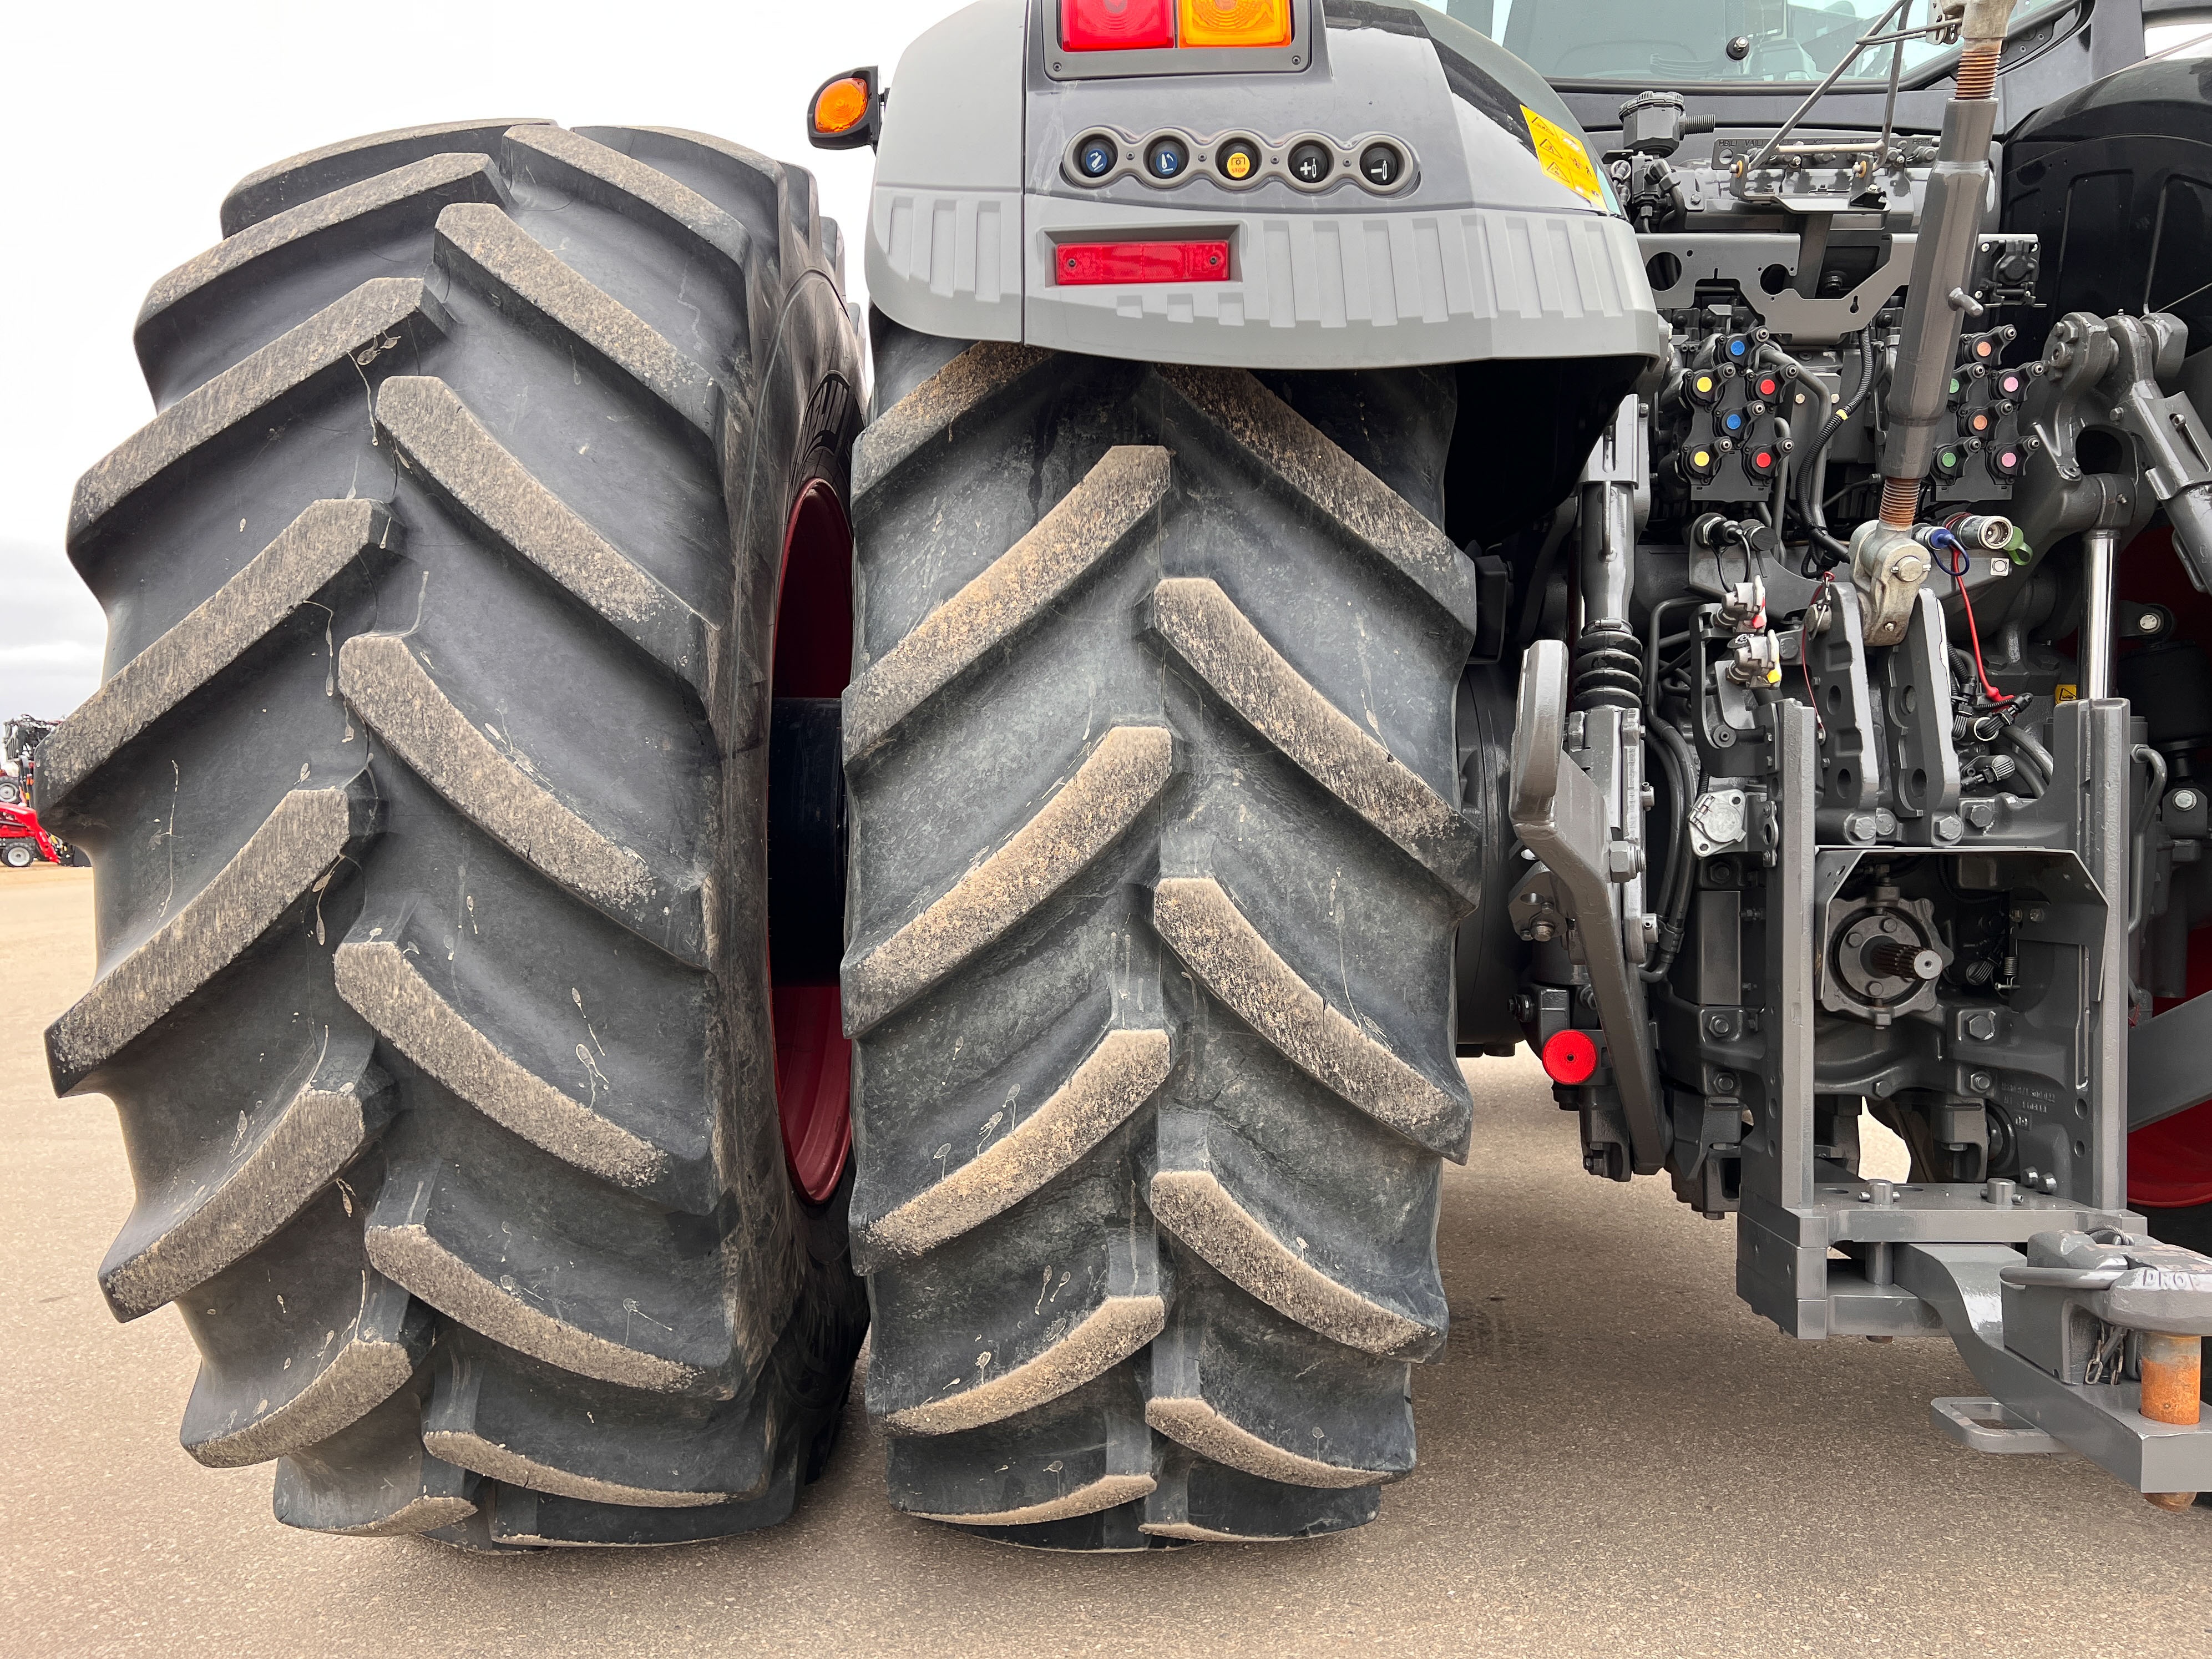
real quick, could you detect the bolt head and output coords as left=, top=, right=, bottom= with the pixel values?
left=1969, top=1070, right=1995, bottom=1094
left=2174, top=790, right=2199, bottom=812
left=1710, top=1070, right=1739, bottom=1095
left=1964, top=1011, right=1996, bottom=1040
left=2139, top=613, right=2162, bottom=633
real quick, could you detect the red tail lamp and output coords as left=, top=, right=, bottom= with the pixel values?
left=1062, top=0, right=1175, bottom=49
left=1060, top=0, right=1292, bottom=50
left=1541, top=1029, right=1600, bottom=1085
left=1056, top=240, right=1231, bottom=285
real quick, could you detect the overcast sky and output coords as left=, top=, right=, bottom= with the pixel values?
left=0, top=0, right=934, bottom=725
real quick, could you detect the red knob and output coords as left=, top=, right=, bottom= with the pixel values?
left=1541, top=1029, right=1599, bottom=1085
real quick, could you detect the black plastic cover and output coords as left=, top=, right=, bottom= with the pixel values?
left=2002, top=57, right=2212, bottom=356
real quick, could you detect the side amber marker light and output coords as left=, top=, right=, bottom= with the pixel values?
left=807, top=68, right=880, bottom=151
left=1178, top=0, right=1291, bottom=48
left=814, top=78, right=869, bottom=135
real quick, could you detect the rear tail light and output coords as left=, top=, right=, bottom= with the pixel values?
left=1178, top=0, right=1292, bottom=47
left=1060, top=0, right=1292, bottom=52
left=1061, top=0, right=1175, bottom=50
left=1056, top=240, right=1231, bottom=285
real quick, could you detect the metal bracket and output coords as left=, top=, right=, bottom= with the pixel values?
left=1510, top=639, right=1663, bottom=1172
left=1847, top=519, right=1935, bottom=649
left=1881, top=589, right=1964, bottom=843
left=1930, top=1397, right=2064, bottom=1454
left=2017, top=310, right=2212, bottom=587
left=1799, top=585, right=1886, bottom=841
left=2129, top=990, right=2212, bottom=1131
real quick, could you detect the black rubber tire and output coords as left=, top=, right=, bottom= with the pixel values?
left=41, top=119, right=867, bottom=1546
left=3, top=841, right=33, bottom=868
left=842, top=317, right=1481, bottom=1546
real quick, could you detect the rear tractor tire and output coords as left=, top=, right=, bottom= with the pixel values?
left=842, top=318, right=1481, bottom=1547
left=42, top=119, right=868, bottom=1547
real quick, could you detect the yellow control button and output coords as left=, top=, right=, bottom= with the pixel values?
left=1224, top=149, right=1252, bottom=179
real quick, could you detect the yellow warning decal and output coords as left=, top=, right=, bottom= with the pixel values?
left=2054, top=683, right=2078, bottom=704
left=1521, top=104, right=1606, bottom=209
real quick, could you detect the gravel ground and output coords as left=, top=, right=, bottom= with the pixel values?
left=3, top=865, right=2203, bottom=1657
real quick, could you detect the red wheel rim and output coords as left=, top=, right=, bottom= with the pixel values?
left=771, top=477, right=854, bottom=1204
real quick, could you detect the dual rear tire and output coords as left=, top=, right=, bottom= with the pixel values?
left=43, top=119, right=865, bottom=1546
left=843, top=323, right=1479, bottom=1546
left=49, top=123, right=1482, bottom=1550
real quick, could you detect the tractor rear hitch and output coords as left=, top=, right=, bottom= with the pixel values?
left=1900, top=1232, right=2212, bottom=1508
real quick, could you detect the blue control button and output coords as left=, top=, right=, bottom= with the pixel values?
left=1077, top=135, right=1117, bottom=180
left=1146, top=136, right=1189, bottom=180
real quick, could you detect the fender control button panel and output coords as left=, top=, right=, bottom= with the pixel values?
left=1062, top=128, right=1413, bottom=195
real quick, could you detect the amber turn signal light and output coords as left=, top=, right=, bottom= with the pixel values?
left=807, top=67, right=880, bottom=151
left=1179, top=0, right=1291, bottom=48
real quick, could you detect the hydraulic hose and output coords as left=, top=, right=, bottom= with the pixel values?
left=1999, top=723, right=2053, bottom=798
left=1639, top=714, right=1700, bottom=982
left=1795, top=326, right=1878, bottom=571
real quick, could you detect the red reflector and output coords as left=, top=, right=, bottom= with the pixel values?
left=1061, top=0, right=1175, bottom=50
left=1056, top=240, right=1230, bottom=285
left=1541, top=1030, right=1599, bottom=1085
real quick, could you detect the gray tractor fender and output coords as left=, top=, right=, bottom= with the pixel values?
left=866, top=0, right=1669, bottom=372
